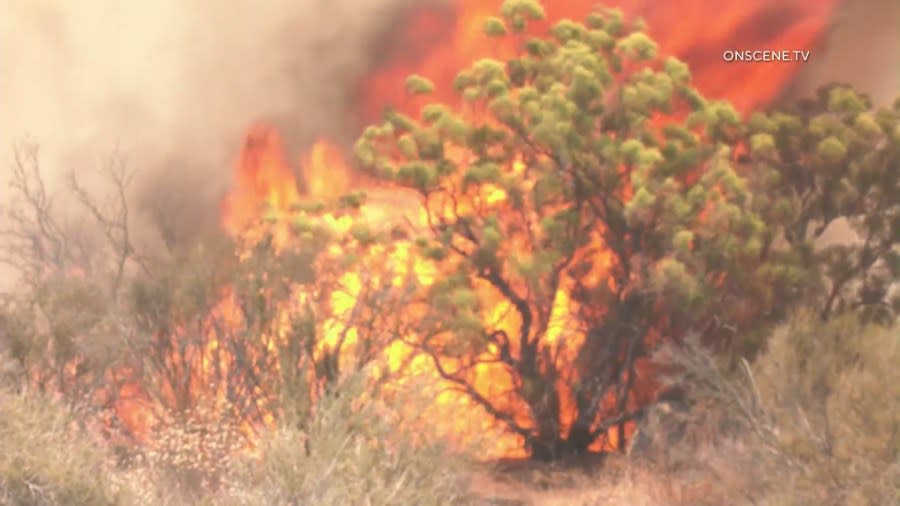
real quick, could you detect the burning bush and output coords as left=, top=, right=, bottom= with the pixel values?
left=355, top=0, right=792, bottom=460
left=117, top=184, right=426, bottom=440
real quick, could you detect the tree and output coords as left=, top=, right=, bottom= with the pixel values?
left=355, top=0, right=776, bottom=460
left=743, top=85, right=900, bottom=326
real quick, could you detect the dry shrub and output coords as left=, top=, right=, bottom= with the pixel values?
left=653, top=310, right=900, bottom=505
left=752, top=312, right=899, bottom=505
left=225, top=373, right=471, bottom=506
left=0, top=351, right=472, bottom=506
left=0, top=388, right=122, bottom=506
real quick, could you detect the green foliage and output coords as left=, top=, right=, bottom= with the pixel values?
left=483, top=17, right=508, bottom=38
left=500, top=0, right=546, bottom=32
left=744, top=84, right=900, bottom=324
left=405, top=75, right=435, bottom=96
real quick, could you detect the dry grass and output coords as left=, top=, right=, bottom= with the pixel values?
left=467, top=454, right=721, bottom=506
left=645, top=311, right=900, bottom=506
left=3, top=312, right=897, bottom=505
left=220, top=375, right=471, bottom=506
left=0, top=389, right=122, bottom=506
left=1, top=374, right=473, bottom=506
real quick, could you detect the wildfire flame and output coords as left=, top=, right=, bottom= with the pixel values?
left=362, top=0, right=841, bottom=119
left=115, top=0, right=841, bottom=459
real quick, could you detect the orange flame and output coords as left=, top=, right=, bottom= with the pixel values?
left=221, top=123, right=302, bottom=237
left=361, top=0, right=840, bottom=119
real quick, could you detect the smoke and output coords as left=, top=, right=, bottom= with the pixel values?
left=1, top=0, right=897, bottom=289
left=1, top=0, right=423, bottom=283
left=787, top=0, right=900, bottom=105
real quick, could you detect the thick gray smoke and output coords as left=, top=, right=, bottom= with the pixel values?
left=1, top=0, right=421, bottom=286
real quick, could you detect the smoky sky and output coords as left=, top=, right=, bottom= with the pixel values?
left=785, top=0, right=900, bottom=105
left=1, top=0, right=428, bottom=184
left=0, top=0, right=897, bottom=290
left=1, top=0, right=427, bottom=278
left=3, top=0, right=894, bottom=190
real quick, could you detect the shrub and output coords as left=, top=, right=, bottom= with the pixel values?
left=0, top=388, right=122, bottom=505
left=744, top=86, right=900, bottom=328
left=653, top=311, right=900, bottom=505
left=225, top=373, right=471, bottom=506
left=355, top=0, right=777, bottom=460
left=752, top=312, right=899, bottom=504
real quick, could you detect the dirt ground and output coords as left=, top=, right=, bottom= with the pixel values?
left=466, top=454, right=713, bottom=506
